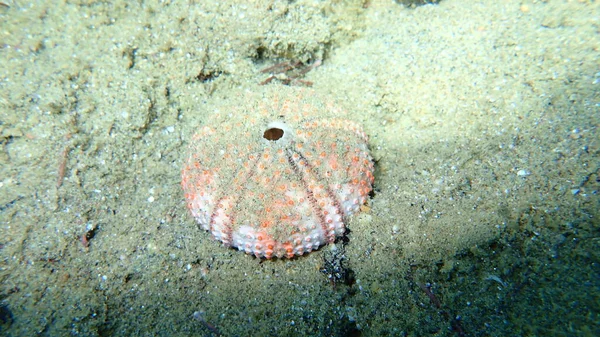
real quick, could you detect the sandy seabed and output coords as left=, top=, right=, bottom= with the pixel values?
left=0, top=0, right=598, bottom=336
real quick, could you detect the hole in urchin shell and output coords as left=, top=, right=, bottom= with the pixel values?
left=263, top=128, right=284, bottom=141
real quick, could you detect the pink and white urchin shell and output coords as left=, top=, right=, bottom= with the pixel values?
left=181, top=87, right=374, bottom=259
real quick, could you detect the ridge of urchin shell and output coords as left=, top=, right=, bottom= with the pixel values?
left=181, top=87, right=374, bottom=259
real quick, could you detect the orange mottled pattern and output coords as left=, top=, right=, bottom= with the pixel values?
left=182, top=87, right=374, bottom=259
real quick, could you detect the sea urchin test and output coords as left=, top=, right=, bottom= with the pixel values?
left=181, top=87, right=374, bottom=259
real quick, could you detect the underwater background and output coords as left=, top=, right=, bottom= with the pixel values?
left=0, top=0, right=598, bottom=336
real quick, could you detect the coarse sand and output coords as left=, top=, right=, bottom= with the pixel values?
left=0, top=0, right=598, bottom=336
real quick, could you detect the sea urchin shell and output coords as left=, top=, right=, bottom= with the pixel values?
left=181, top=87, right=374, bottom=259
